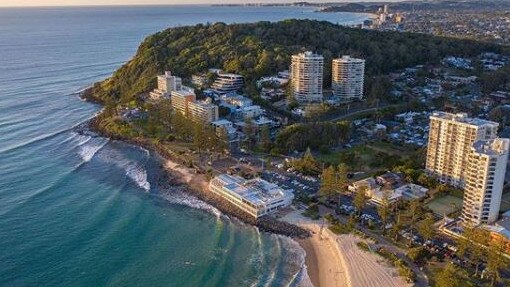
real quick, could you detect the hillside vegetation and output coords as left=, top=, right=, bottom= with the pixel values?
left=90, top=19, right=503, bottom=105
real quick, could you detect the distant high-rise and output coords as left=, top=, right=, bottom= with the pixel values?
left=149, top=71, right=183, bottom=100
left=332, top=56, right=365, bottom=102
left=426, top=112, right=499, bottom=187
left=158, top=71, right=182, bottom=93
left=291, top=51, right=323, bottom=103
left=462, top=138, right=509, bottom=225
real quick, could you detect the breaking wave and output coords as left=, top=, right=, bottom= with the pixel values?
left=125, top=163, right=151, bottom=191
left=280, top=236, right=313, bottom=287
left=159, top=186, right=223, bottom=219
left=96, top=147, right=152, bottom=192
left=78, top=139, right=108, bottom=162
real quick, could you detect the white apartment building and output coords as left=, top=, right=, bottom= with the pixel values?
left=461, top=138, right=510, bottom=225
left=332, top=56, right=365, bottom=101
left=158, top=71, right=182, bottom=92
left=209, top=174, right=294, bottom=218
left=171, top=87, right=196, bottom=117
left=291, top=51, right=324, bottom=103
left=149, top=71, right=183, bottom=100
left=212, top=73, right=244, bottom=94
left=426, top=112, right=499, bottom=187
left=189, top=100, right=219, bottom=124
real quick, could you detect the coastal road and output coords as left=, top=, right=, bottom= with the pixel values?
left=320, top=104, right=405, bottom=122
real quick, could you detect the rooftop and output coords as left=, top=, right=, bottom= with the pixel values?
left=217, top=73, right=244, bottom=79
left=472, top=138, right=510, bottom=156
left=211, top=119, right=232, bottom=125
left=293, top=51, right=323, bottom=59
left=430, top=111, right=499, bottom=127
left=213, top=174, right=292, bottom=207
left=171, top=86, right=195, bottom=96
left=334, top=55, right=365, bottom=63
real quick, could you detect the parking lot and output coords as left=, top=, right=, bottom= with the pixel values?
left=261, top=170, right=319, bottom=195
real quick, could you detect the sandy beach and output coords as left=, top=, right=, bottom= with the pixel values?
left=281, top=210, right=411, bottom=287
left=163, top=158, right=410, bottom=287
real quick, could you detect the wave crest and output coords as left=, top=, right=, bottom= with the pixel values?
left=126, top=163, right=151, bottom=191
left=78, top=139, right=108, bottom=162
left=159, top=186, right=222, bottom=219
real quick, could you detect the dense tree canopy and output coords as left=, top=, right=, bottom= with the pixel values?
left=90, top=20, right=503, bottom=104
left=275, top=121, right=350, bottom=152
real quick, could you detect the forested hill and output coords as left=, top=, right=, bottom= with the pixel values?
left=90, top=19, right=504, bottom=105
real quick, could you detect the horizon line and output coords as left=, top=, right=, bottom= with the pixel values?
left=0, top=3, right=222, bottom=8
left=0, top=1, right=389, bottom=9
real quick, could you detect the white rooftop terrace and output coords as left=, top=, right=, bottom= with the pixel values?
left=214, top=174, right=292, bottom=207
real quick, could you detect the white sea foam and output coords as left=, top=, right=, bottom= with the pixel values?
left=137, top=146, right=150, bottom=157
left=60, top=132, right=79, bottom=144
left=125, top=163, right=151, bottom=191
left=78, top=139, right=108, bottom=162
left=278, top=236, right=313, bottom=287
left=96, top=147, right=153, bottom=192
left=160, top=187, right=223, bottom=219
left=76, top=135, right=92, bottom=146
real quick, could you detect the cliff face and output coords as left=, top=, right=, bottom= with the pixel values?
left=89, top=19, right=501, bottom=106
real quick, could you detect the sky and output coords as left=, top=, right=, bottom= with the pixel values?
left=0, top=0, right=404, bottom=8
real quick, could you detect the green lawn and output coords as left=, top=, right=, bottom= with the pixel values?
left=316, top=145, right=374, bottom=165
left=426, top=195, right=463, bottom=216
left=316, top=141, right=421, bottom=175
left=367, top=141, right=420, bottom=158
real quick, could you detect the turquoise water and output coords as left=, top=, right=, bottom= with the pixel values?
left=0, top=6, right=367, bottom=286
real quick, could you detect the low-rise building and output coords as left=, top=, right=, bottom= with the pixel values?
left=367, top=189, right=403, bottom=206
left=239, top=105, right=263, bottom=119
left=211, top=119, right=236, bottom=136
left=221, top=93, right=253, bottom=108
left=212, top=73, right=244, bottom=94
left=484, top=210, right=510, bottom=254
left=350, top=176, right=427, bottom=206
left=395, top=183, right=429, bottom=200
left=376, top=172, right=405, bottom=189
left=209, top=174, right=294, bottom=218
left=348, top=177, right=380, bottom=194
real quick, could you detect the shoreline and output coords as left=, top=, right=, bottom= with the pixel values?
left=78, top=97, right=309, bottom=239
left=280, top=210, right=412, bottom=287
left=281, top=211, right=350, bottom=287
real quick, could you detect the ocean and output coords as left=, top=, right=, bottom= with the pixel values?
left=0, top=6, right=367, bottom=286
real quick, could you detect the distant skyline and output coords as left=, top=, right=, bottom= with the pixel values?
left=0, top=0, right=405, bottom=8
